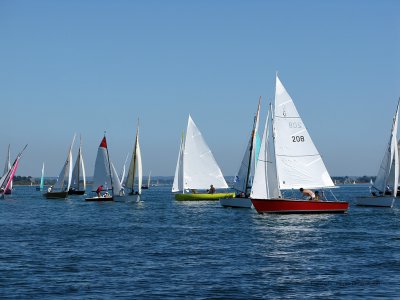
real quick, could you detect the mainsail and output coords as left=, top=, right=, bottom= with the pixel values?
left=92, top=136, right=112, bottom=191
left=273, top=75, right=334, bottom=189
left=183, top=115, right=228, bottom=190
left=125, top=122, right=143, bottom=194
left=233, top=99, right=261, bottom=195
left=70, top=137, right=86, bottom=192
left=251, top=104, right=281, bottom=199
left=52, top=136, right=75, bottom=192
left=373, top=99, right=399, bottom=195
left=0, top=145, right=28, bottom=194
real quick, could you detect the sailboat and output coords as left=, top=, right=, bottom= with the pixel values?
left=2, top=145, right=12, bottom=194
left=172, top=115, right=234, bottom=200
left=0, top=145, right=28, bottom=198
left=220, top=98, right=261, bottom=208
left=142, top=171, right=151, bottom=189
left=356, top=99, right=399, bottom=207
left=36, top=162, right=45, bottom=191
left=44, top=136, right=75, bottom=199
left=251, top=75, right=349, bottom=213
left=125, top=121, right=142, bottom=196
left=68, top=136, right=86, bottom=195
left=85, top=134, right=114, bottom=201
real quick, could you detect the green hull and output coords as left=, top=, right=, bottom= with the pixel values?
left=175, top=192, right=235, bottom=201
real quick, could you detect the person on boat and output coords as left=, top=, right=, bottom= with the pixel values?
left=191, top=189, right=197, bottom=194
left=48, top=186, right=53, bottom=193
left=96, top=185, right=103, bottom=198
left=314, top=191, right=320, bottom=201
left=208, top=184, right=216, bottom=194
left=299, top=188, right=315, bottom=200
left=385, top=185, right=392, bottom=195
left=103, top=191, right=110, bottom=198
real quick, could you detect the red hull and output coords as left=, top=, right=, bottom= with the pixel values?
left=251, top=198, right=349, bottom=214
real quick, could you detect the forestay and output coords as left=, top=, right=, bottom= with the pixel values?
left=273, top=75, right=334, bottom=189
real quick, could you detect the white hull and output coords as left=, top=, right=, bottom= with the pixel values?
left=356, top=196, right=395, bottom=207
left=220, top=197, right=253, bottom=208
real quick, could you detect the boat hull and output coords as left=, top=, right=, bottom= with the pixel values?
left=175, top=192, right=235, bottom=201
left=44, top=191, right=68, bottom=199
left=68, top=190, right=85, bottom=195
left=251, top=198, right=349, bottom=214
left=85, top=196, right=114, bottom=201
left=220, top=197, right=253, bottom=208
left=356, top=196, right=395, bottom=207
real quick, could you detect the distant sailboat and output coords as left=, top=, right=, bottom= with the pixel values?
left=220, top=98, right=261, bottom=208
left=36, top=162, right=45, bottom=191
left=357, top=99, right=399, bottom=207
left=0, top=145, right=28, bottom=198
left=172, top=115, right=234, bottom=200
left=251, top=75, right=349, bottom=213
left=142, top=171, right=151, bottom=190
left=2, top=145, right=12, bottom=194
left=44, top=136, right=75, bottom=199
left=125, top=121, right=142, bottom=196
left=85, top=134, right=114, bottom=201
left=68, top=136, right=86, bottom=195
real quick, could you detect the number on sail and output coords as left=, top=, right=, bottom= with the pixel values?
left=292, top=136, right=305, bottom=142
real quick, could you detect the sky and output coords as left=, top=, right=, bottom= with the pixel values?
left=0, top=0, right=399, bottom=177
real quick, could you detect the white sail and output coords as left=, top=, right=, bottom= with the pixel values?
left=92, top=136, right=112, bottom=191
left=172, top=134, right=184, bottom=192
left=251, top=105, right=281, bottom=199
left=373, top=100, right=399, bottom=194
left=70, top=138, right=86, bottom=191
left=234, top=100, right=262, bottom=194
left=53, top=135, right=75, bottom=192
left=136, top=131, right=143, bottom=195
left=111, top=162, right=124, bottom=195
left=126, top=123, right=142, bottom=194
left=3, top=145, right=12, bottom=190
left=120, top=153, right=129, bottom=184
left=147, top=171, right=151, bottom=188
left=3, top=144, right=10, bottom=175
left=183, top=115, right=228, bottom=190
left=273, top=75, right=334, bottom=189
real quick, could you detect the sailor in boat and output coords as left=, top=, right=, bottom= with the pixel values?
left=208, top=184, right=216, bottom=194
left=48, top=186, right=53, bottom=193
left=299, top=188, right=315, bottom=200
left=385, top=185, right=392, bottom=196
left=96, top=185, right=103, bottom=198
left=103, top=191, right=110, bottom=198
left=314, top=191, right=321, bottom=201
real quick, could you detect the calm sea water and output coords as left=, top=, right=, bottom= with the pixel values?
left=0, top=185, right=399, bottom=299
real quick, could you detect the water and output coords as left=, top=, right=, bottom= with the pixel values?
left=1, top=185, right=399, bottom=299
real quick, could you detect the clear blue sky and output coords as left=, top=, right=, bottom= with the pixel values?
left=0, top=0, right=399, bottom=177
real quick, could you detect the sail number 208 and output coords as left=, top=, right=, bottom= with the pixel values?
left=292, top=136, right=305, bottom=142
